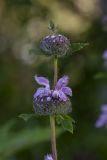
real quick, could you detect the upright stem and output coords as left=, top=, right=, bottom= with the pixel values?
left=50, top=55, right=58, bottom=160
left=50, top=116, right=57, bottom=160
left=54, top=55, right=58, bottom=85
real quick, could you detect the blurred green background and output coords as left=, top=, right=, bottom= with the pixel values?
left=0, top=0, right=107, bottom=159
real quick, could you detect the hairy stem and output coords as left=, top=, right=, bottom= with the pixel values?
left=50, top=55, right=58, bottom=160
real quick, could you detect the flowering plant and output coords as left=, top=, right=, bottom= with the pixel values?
left=19, top=21, right=88, bottom=160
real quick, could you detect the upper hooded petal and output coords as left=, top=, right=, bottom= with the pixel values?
left=55, top=76, right=69, bottom=90
left=35, top=76, right=50, bottom=88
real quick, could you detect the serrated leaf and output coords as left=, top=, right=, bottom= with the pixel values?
left=71, top=42, right=89, bottom=53
left=56, top=115, right=75, bottom=133
left=18, top=113, right=36, bottom=121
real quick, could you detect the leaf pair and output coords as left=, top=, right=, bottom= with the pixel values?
left=19, top=113, right=75, bottom=134
left=30, top=42, right=89, bottom=56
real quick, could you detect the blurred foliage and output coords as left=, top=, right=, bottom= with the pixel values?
left=0, top=119, right=62, bottom=160
left=0, top=0, right=107, bottom=159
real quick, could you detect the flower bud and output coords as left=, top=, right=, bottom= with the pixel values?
left=40, top=34, right=70, bottom=57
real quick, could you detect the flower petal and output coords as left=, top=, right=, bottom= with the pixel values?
left=35, top=76, right=50, bottom=88
left=58, top=90, right=67, bottom=101
left=44, top=154, right=53, bottom=160
left=101, top=104, right=107, bottom=113
left=52, top=90, right=59, bottom=98
left=34, top=87, right=51, bottom=98
left=34, top=88, right=45, bottom=98
left=61, top=87, right=72, bottom=96
left=55, top=76, right=69, bottom=90
left=95, top=114, right=107, bottom=128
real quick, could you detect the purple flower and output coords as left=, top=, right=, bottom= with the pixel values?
left=44, top=154, right=53, bottom=160
left=102, top=50, right=107, bottom=69
left=95, top=104, right=107, bottom=128
left=34, top=75, right=72, bottom=102
left=33, top=75, right=72, bottom=115
left=40, top=34, right=70, bottom=56
left=102, top=15, right=107, bottom=25
left=102, top=50, right=107, bottom=61
left=52, top=76, right=72, bottom=101
left=102, top=15, right=107, bottom=31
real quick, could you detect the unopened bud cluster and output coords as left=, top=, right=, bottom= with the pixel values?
left=40, top=34, right=70, bottom=56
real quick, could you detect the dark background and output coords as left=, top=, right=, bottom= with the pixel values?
left=0, top=0, right=107, bottom=159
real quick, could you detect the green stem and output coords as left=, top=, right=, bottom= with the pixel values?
left=50, top=55, right=58, bottom=160
left=54, top=55, right=58, bottom=85
left=50, top=115, right=57, bottom=160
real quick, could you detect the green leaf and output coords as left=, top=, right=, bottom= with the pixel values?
left=56, top=115, right=75, bottom=133
left=29, top=47, right=43, bottom=55
left=71, top=42, right=89, bottom=53
left=18, top=113, right=36, bottom=121
left=29, top=46, right=52, bottom=56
